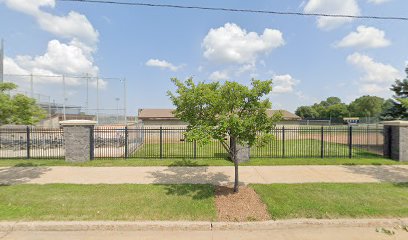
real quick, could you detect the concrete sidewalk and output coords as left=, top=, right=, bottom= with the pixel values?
left=1, top=219, right=408, bottom=240
left=1, top=165, right=408, bottom=185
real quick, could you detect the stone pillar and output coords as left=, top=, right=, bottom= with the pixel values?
left=383, top=121, right=408, bottom=162
left=60, top=120, right=97, bottom=163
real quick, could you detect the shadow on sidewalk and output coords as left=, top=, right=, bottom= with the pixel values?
left=148, top=166, right=230, bottom=199
left=343, top=165, right=408, bottom=182
left=0, top=167, right=51, bottom=185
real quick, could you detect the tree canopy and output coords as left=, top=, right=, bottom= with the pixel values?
left=168, top=78, right=281, bottom=192
left=296, top=97, right=350, bottom=120
left=381, top=66, right=408, bottom=120
left=0, top=82, right=46, bottom=125
left=295, top=95, right=393, bottom=121
left=349, top=96, right=385, bottom=117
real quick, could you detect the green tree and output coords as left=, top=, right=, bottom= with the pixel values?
left=168, top=78, right=281, bottom=192
left=349, top=95, right=385, bottom=117
left=0, top=82, right=46, bottom=125
left=323, top=97, right=342, bottom=107
left=382, top=67, right=408, bottom=119
left=325, top=103, right=349, bottom=119
left=309, top=97, right=348, bottom=119
left=295, top=106, right=318, bottom=119
left=398, top=98, right=408, bottom=108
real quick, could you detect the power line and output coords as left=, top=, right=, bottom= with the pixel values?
left=58, top=0, right=408, bottom=21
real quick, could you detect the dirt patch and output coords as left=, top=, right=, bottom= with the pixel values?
left=215, top=185, right=271, bottom=222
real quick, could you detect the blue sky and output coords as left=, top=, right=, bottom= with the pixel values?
left=1, top=0, right=408, bottom=116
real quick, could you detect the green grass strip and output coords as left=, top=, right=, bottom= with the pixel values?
left=0, top=184, right=216, bottom=221
left=251, top=183, right=408, bottom=220
left=0, top=157, right=404, bottom=167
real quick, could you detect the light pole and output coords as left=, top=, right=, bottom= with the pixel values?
left=30, top=73, right=34, bottom=98
left=115, top=97, right=120, bottom=123
left=96, top=75, right=99, bottom=124
left=121, top=78, right=127, bottom=126
left=85, top=73, right=89, bottom=114
left=62, top=75, right=66, bottom=121
left=0, top=39, right=4, bottom=83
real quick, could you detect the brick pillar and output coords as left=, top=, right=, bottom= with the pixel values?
left=60, top=120, right=97, bottom=163
left=383, top=121, right=408, bottom=162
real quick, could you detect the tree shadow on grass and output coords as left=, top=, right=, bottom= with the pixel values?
left=148, top=166, right=231, bottom=200
left=393, top=182, right=408, bottom=188
left=169, top=159, right=209, bottom=167
left=158, top=184, right=216, bottom=200
left=343, top=165, right=408, bottom=182
left=0, top=166, right=50, bottom=185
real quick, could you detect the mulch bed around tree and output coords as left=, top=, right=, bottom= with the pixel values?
left=215, top=185, right=271, bottom=222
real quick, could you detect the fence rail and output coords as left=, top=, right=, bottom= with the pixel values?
left=0, top=126, right=384, bottom=159
left=0, top=127, right=64, bottom=159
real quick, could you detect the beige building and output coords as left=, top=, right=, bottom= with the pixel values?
left=137, top=109, right=301, bottom=127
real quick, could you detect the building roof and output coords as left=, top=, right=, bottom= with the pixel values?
left=138, top=109, right=300, bottom=121
left=266, top=109, right=301, bottom=120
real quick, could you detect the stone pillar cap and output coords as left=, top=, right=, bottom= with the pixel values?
left=60, top=120, right=97, bottom=126
left=382, top=120, right=408, bottom=126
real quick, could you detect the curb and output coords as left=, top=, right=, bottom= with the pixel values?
left=1, top=219, right=407, bottom=232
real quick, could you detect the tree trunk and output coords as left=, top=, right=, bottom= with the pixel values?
left=230, top=136, right=239, bottom=193
left=233, top=155, right=239, bottom=193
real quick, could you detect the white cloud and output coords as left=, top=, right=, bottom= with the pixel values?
left=272, top=74, right=299, bottom=93
left=3, top=0, right=98, bottom=47
left=3, top=57, right=29, bottom=75
left=202, top=23, right=285, bottom=65
left=367, top=0, right=391, bottom=4
left=16, top=40, right=98, bottom=75
left=2, top=0, right=104, bottom=88
left=5, top=40, right=103, bottom=87
left=145, top=59, right=182, bottom=72
left=236, top=64, right=256, bottom=76
left=336, top=26, right=391, bottom=49
left=347, top=53, right=401, bottom=95
left=209, top=71, right=229, bottom=81
left=304, top=0, right=360, bottom=30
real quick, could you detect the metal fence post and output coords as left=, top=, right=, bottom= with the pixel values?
left=90, top=127, right=94, bottom=160
left=321, top=126, right=324, bottom=158
left=282, top=126, right=285, bottom=158
left=348, top=126, right=353, bottom=159
left=26, top=126, right=30, bottom=159
left=193, top=140, right=197, bottom=159
left=124, top=126, right=128, bottom=159
left=160, top=127, right=163, bottom=159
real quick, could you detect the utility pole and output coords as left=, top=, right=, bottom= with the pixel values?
left=0, top=39, right=4, bottom=83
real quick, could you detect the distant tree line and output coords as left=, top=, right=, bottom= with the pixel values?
left=295, top=67, right=408, bottom=121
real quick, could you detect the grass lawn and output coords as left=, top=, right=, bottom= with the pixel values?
left=0, top=157, right=404, bottom=167
left=0, top=184, right=216, bottom=221
left=2, top=183, right=408, bottom=221
left=133, top=140, right=380, bottom=159
left=252, top=183, right=408, bottom=220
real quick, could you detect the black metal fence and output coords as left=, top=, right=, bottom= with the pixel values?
left=0, top=125, right=384, bottom=159
left=91, top=126, right=383, bottom=159
left=0, top=127, right=64, bottom=159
